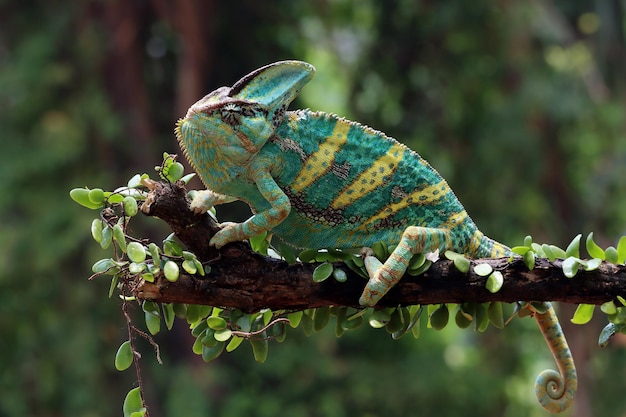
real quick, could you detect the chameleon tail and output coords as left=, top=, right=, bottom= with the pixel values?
left=532, top=302, right=577, bottom=413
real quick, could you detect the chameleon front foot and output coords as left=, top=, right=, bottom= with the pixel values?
left=532, top=302, right=577, bottom=413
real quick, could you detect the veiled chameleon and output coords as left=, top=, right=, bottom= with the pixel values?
left=175, top=61, right=576, bottom=412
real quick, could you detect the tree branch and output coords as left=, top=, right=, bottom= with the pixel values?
left=137, top=180, right=626, bottom=313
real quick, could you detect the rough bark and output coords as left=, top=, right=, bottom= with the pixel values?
left=136, top=180, right=626, bottom=313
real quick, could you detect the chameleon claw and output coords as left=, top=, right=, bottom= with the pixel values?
left=209, top=222, right=243, bottom=249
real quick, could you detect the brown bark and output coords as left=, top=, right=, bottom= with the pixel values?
left=136, top=180, right=626, bottom=313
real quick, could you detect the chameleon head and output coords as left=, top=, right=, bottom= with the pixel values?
left=175, top=61, right=315, bottom=188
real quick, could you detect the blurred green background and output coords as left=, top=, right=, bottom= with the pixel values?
left=2, top=1, right=626, bottom=416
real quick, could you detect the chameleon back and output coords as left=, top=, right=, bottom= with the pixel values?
left=263, top=109, right=484, bottom=254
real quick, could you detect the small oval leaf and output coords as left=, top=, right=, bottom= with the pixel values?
left=586, top=232, right=605, bottom=260
left=127, top=242, right=147, bottom=263
left=163, top=261, right=180, bottom=282
left=485, top=271, right=504, bottom=293
left=115, top=341, right=133, bottom=371
left=565, top=234, right=582, bottom=258
left=429, top=304, right=449, bottom=330
left=571, top=303, right=595, bottom=325
left=474, top=263, right=493, bottom=277
left=312, top=262, right=333, bottom=282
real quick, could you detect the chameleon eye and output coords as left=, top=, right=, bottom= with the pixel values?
left=220, top=103, right=242, bottom=126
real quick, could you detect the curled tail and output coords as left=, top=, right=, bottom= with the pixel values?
left=532, top=302, right=577, bottom=413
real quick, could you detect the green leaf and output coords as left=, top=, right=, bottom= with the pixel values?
left=313, top=306, right=331, bottom=331
left=445, top=251, right=470, bottom=273
left=473, top=303, right=488, bottom=332
left=617, top=236, right=626, bottom=264
left=474, top=263, right=493, bottom=277
left=586, top=232, right=605, bottom=260
left=114, top=341, right=133, bottom=371
left=600, top=301, right=617, bottom=315
left=523, top=235, right=533, bottom=247
left=385, top=308, right=405, bottom=335
left=70, top=188, right=105, bottom=209
left=123, top=196, right=139, bottom=217
left=583, top=257, right=602, bottom=271
left=372, top=241, right=388, bottom=260
left=166, top=162, right=185, bottom=182
left=571, top=304, right=595, bottom=324
left=113, top=224, right=127, bottom=252
left=605, top=246, right=619, bottom=264
left=287, top=311, right=303, bottom=328
left=226, top=335, right=244, bottom=352
left=455, top=305, right=473, bottom=329
left=106, top=192, right=125, bottom=204
left=369, top=309, right=391, bottom=329
left=162, top=303, right=175, bottom=330
left=214, top=328, right=232, bottom=342
left=88, top=188, right=105, bottom=205
left=207, top=316, right=227, bottom=331
left=123, top=387, right=144, bottom=417
left=128, top=262, right=146, bottom=274
left=148, top=243, right=161, bottom=262
left=599, top=323, right=622, bottom=348
left=92, top=258, right=117, bottom=274
left=145, top=311, right=160, bottom=335
left=163, top=261, right=179, bottom=282
left=249, top=232, right=268, bottom=255
left=91, top=219, right=104, bottom=243
left=562, top=257, right=580, bottom=278
left=163, top=237, right=183, bottom=257
left=312, top=262, right=333, bottom=282
left=429, top=304, right=449, bottom=330
left=565, top=234, right=582, bottom=258
left=487, top=302, right=504, bottom=329
left=485, top=271, right=503, bottom=293
left=250, top=335, right=269, bottom=363
left=180, top=173, right=196, bottom=184
left=100, top=225, right=113, bottom=249
left=109, top=274, right=119, bottom=298
left=407, top=259, right=432, bottom=276
left=511, top=246, right=531, bottom=256
left=298, top=249, right=319, bottom=263
left=522, top=250, right=535, bottom=270
left=127, top=242, right=146, bottom=263
left=201, top=342, right=225, bottom=362
left=182, top=259, right=197, bottom=274
left=127, top=174, right=143, bottom=188
left=332, top=268, right=347, bottom=282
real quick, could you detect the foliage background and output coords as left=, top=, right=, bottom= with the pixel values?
left=1, top=1, right=626, bottom=416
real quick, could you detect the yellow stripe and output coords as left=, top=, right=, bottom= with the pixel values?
left=292, top=121, right=351, bottom=193
left=360, top=180, right=450, bottom=227
left=468, top=229, right=484, bottom=256
left=443, top=210, right=468, bottom=228
left=331, top=142, right=405, bottom=209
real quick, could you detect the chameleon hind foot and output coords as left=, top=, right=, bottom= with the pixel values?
left=359, top=248, right=403, bottom=307
left=359, top=226, right=449, bottom=307
left=531, top=302, right=577, bottom=413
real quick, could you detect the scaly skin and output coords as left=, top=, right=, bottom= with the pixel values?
left=175, top=61, right=576, bottom=413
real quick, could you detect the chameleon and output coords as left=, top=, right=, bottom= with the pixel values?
left=175, top=60, right=577, bottom=413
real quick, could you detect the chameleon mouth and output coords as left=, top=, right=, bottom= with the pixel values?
left=174, top=118, right=203, bottom=185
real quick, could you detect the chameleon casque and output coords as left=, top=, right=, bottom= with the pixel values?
left=175, top=61, right=577, bottom=413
